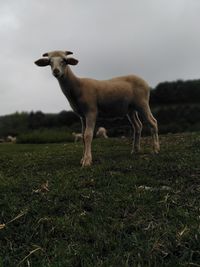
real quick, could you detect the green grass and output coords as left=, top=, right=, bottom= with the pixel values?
left=17, top=128, right=74, bottom=144
left=0, top=132, right=200, bottom=267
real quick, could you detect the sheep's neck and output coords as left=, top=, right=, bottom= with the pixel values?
left=58, top=66, right=81, bottom=114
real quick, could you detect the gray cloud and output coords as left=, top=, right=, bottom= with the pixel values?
left=0, top=0, right=200, bottom=115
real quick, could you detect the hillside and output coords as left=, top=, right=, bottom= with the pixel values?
left=0, top=132, right=199, bottom=266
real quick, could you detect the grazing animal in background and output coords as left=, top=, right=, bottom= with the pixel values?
left=96, top=127, right=108, bottom=139
left=72, top=132, right=83, bottom=142
left=35, top=50, right=160, bottom=167
left=7, top=136, right=16, bottom=143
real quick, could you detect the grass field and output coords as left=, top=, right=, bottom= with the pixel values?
left=0, top=132, right=200, bottom=267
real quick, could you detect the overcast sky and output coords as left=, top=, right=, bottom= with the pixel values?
left=0, top=0, right=200, bottom=115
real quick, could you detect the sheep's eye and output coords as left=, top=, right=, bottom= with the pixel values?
left=61, top=60, right=66, bottom=65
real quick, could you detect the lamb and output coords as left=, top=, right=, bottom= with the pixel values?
left=35, top=50, right=160, bottom=167
left=96, top=127, right=108, bottom=139
left=72, top=132, right=83, bottom=142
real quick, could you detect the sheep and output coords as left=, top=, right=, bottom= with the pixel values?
left=96, top=127, right=108, bottom=139
left=35, top=50, right=160, bottom=167
left=7, top=136, right=16, bottom=143
left=72, top=132, right=83, bottom=142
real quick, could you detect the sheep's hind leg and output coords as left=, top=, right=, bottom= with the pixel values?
left=80, top=117, right=86, bottom=165
left=139, top=104, right=160, bottom=154
left=127, top=111, right=143, bottom=154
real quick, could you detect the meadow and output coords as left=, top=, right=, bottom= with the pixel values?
left=0, top=132, right=200, bottom=267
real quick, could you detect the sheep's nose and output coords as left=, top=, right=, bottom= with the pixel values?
left=53, top=68, right=60, bottom=77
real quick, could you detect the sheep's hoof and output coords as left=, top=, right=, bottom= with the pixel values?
left=81, top=157, right=92, bottom=167
left=153, top=145, right=160, bottom=154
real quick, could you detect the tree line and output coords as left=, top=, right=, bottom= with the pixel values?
left=0, top=79, right=200, bottom=139
left=150, top=79, right=200, bottom=105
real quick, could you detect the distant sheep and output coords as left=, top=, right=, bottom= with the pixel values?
left=72, top=132, right=83, bottom=142
left=7, top=136, right=16, bottom=143
left=35, top=50, right=160, bottom=167
left=96, top=127, right=108, bottom=139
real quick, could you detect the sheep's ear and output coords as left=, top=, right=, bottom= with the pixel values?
left=65, top=57, right=79, bottom=65
left=34, top=58, right=50, bottom=67
left=65, top=51, right=73, bottom=56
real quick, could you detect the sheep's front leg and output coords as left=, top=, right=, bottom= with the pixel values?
left=82, top=113, right=96, bottom=167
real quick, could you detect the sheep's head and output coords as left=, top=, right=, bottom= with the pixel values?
left=35, top=50, right=78, bottom=79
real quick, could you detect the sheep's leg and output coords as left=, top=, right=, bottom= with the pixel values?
left=82, top=113, right=96, bottom=167
left=80, top=117, right=86, bottom=164
left=127, top=111, right=142, bottom=153
left=103, top=132, right=108, bottom=139
left=139, top=104, right=160, bottom=153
